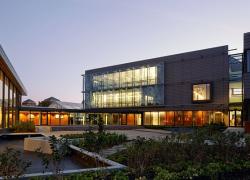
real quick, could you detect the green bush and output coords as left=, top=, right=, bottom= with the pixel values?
left=10, top=121, right=35, bottom=133
left=71, top=132, right=127, bottom=152
left=108, top=128, right=250, bottom=179
left=0, top=147, right=31, bottom=179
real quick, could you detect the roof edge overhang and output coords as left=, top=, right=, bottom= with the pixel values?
left=0, top=45, right=27, bottom=95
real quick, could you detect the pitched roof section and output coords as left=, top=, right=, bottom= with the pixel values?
left=49, top=101, right=83, bottom=110
left=0, top=45, right=27, bottom=95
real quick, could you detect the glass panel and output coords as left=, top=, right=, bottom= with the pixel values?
left=148, top=66, right=157, bottom=85
left=127, top=114, right=135, bottom=125
left=229, top=111, right=235, bottom=126
left=235, top=110, right=242, bottom=127
left=113, top=72, right=120, bottom=88
left=135, top=114, right=141, bottom=125
left=159, top=111, right=166, bottom=125
left=141, top=67, right=148, bottom=85
left=193, top=111, right=203, bottom=126
left=175, top=111, right=183, bottom=126
left=4, top=77, right=8, bottom=128
left=214, top=112, right=223, bottom=124
left=229, top=82, right=242, bottom=103
left=183, top=111, right=192, bottom=126
left=134, top=69, right=141, bottom=86
left=12, top=87, right=16, bottom=125
left=121, top=114, right=127, bottom=125
left=0, top=71, right=3, bottom=128
left=151, top=112, right=159, bottom=125
left=229, top=54, right=242, bottom=80
left=166, top=111, right=174, bottom=126
left=193, top=84, right=211, bottom=101
left=144, top=112, right=151, bottom=125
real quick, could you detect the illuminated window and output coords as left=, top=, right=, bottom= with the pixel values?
left=193, top=83, right=211, bottom=101
left=232, top=88, right=242, bottom=95
left=55, top=114, right=64, bottom=119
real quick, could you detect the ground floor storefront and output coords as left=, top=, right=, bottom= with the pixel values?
left=18, top=109, right=243, bottom=127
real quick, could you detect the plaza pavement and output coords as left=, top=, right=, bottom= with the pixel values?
left=42, top=129, right=171, bottom=140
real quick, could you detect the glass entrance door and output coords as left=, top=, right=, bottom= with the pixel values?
left=229, top=110, right=242, bottom=127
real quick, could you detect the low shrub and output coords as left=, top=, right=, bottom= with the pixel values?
left=0, top=147, right=31, bottom=179
left=10, top=121, right=35, bottom=133
left=108, top=128, right=250, bottom=179
left=72, top=132, right=127, bottom=152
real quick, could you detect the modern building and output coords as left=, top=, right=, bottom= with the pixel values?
left=82, top=33, right=250, bottom=127
left=2, top=33, right=249, bottom=130
left=0, top=45, right=27, bottom=130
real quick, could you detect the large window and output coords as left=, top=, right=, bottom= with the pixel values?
left=193, top=83, right=211, bottom=102
left=91, top=88, right=142, bottom=108
left=92, top=66, right=158, bottom=90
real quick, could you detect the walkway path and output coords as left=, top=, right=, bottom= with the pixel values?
left=42, top=129, right=171, bottom=140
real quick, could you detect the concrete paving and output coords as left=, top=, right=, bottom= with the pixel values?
left=42, top=129, right=170, bottom=140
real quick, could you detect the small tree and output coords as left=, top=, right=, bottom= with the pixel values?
left=98, top=116, right=105, bottom=133
left=0, top=147, right=31, bottom=179
left=37, top=135, right=70, bottom=179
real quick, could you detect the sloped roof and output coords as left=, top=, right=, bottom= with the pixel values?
left=0, top=45, right=27, bottom=95
left=49, top=101, right=83, bottom=110
left=43, top=97, right=60, bottom=102
left=22, top=99, right=36, bottom=104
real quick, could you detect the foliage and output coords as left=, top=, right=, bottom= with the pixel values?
left=108, top=128, right=250, bottom=179
left=38, top=101, right=51, bottom=107
left=30, top=170, right=130, bottom=180
left=0, top=147, right=31, bottom=179
left=98, top=116, right=105, bottom=133
left=72, top=132, right=127, bottom=152
left=37, top=135, right=70, bottom=179
left=9, top=121, right=35, bottom=132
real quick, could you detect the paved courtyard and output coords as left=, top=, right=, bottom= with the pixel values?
left=42, top=129, right=171, bottom=140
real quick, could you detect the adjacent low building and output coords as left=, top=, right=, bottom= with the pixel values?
left=19, top=100, right=84, bottom=126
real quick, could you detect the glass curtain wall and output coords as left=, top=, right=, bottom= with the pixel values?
left=144, top=111, right=225, bottom=126
left=93, top=66, right=157, bottom=90
left=91, top=66, right=157, bottom=108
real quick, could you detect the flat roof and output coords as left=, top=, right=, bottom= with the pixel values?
left=85, top=45, right=228, bottom=74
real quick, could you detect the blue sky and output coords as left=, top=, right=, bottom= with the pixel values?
left=0, top=0, right=250, bottom=103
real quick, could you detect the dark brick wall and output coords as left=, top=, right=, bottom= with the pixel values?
left=243, top=33, right=250, bottom=99
left=164, top=46, right=229, bottom=110
left=244, top=32, right=250, bottom=50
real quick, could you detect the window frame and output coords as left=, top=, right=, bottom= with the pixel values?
left=192, top=82, right=212, bottom=103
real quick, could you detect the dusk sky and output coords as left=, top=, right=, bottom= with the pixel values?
left=0, top=0, right=250, bottom=103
